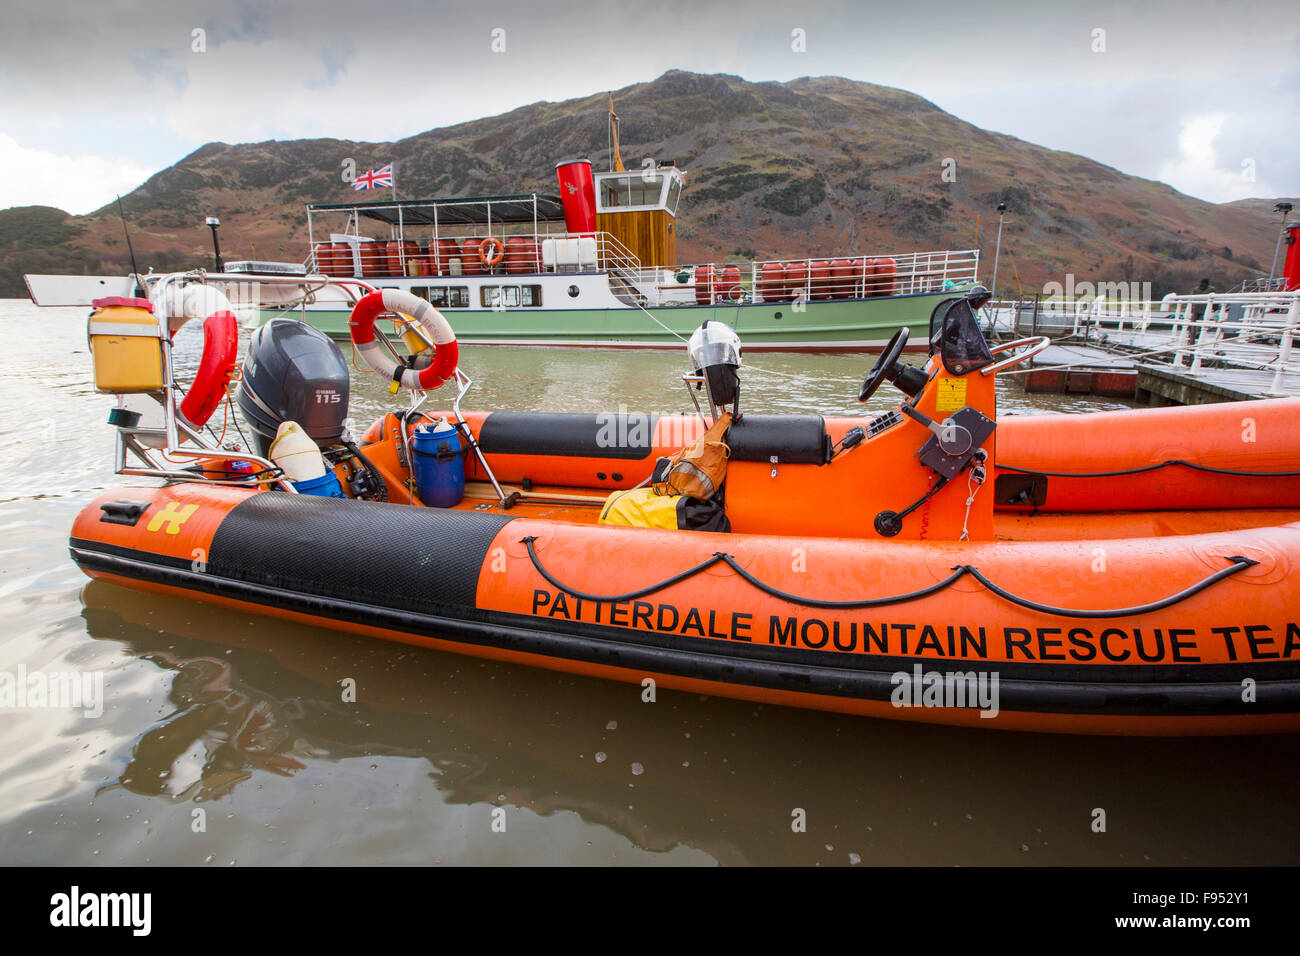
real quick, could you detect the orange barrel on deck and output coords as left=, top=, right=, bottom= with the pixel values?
left=504, top=236, right=540, bottom=275
left=830, top=258, right=855, bottom=299
left=357, top=241, right=386, bottom=277
left=386, top=240, right=419, bottom=277
left=809, top=259, right=834, bottom=300
left=313, top=243, right=335, bottom=276
left=430, top=237, right=459, bottom=276
left=695, top=264, right=716, bottom=304
left=719, top=264, right=743, bottom=302
left=460, top=238, right=486, bottom=276
left=329, top=242, right=356, bottom=276
left=873, top=257, right=898, bottom=297
left=758, top=261, right=786, bottom=301
left=847, top=257, right=869, bottom=298
left=784, top=260, right=809, bottom=301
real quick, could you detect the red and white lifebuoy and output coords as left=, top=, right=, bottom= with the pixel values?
left=348, top=289, right=458, bottom=391
left=153, top=286, right=240, bottom=429
left=179, top=310, right=239, bottom=427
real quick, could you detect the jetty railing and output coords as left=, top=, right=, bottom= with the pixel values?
left=1060, top=290, right=1300, bottom=397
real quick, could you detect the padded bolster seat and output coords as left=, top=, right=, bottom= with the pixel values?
left=478, top=412, right=659, bottom=460
left=727, top=414, right=830, bottom=465
left=474, top=411, right=830, bottom=466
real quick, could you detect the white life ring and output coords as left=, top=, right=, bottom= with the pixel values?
left=348, top=289, right=458, bottom=391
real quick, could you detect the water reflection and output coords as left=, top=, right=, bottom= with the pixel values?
left=79, top=580, right=1300, bottom=866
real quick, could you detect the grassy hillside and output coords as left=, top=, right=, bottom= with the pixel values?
left=3, top=71, right=1294, bottom=298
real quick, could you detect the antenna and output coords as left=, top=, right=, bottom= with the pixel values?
left=115, top=195, right=143, bottom=296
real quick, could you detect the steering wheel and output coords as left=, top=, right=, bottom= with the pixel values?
left=978, top=336, right=1051, bottom=375
left=858, top=327, right=910, bottom=401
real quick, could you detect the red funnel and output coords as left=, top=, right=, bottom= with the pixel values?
left=555, top=158, right=597, bottom=235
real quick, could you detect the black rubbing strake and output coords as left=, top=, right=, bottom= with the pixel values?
left=208, top=492, right=514, bottom=611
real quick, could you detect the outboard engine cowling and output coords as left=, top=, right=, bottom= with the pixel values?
left=237, top=319, right=349, bottom=456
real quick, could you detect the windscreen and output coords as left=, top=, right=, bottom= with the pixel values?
left=929, top=298, right=993, bottom=375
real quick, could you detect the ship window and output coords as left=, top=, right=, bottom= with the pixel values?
left=481, top=286, right=516, bottom=308
left=428, top=286, right=469, bottom=308
left=601, top=177, right=629, bottom=209
left=628, top=174, right=663, bottom=207
left=665, top=176, right=682, bottom=215
left=522, top=285, right=542, bottom=306
left=410, top=287, right=429, bottom=301
left=600, top=173, right=665, bottom=210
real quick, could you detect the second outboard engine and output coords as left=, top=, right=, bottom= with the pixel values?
left=687, top=321, right=742, bottom=415
left=237, top=319, right=349, bottom=457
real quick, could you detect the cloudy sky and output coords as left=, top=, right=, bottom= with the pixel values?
left=2, top=0, right=1295, bottom=214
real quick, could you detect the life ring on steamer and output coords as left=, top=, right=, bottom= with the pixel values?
left=478, top=237, right=505, bottom=268
left=348, top=289, right=459, bottom=391
left=178, top=310, right=240, bottom=427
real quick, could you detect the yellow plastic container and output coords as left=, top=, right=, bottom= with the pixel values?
left=88, top=298, right=164, bottom=393
left=393, top=315, right=432, bottom=355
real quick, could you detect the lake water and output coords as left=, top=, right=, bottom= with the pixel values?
left=1, top=298, right=1296, bottom=866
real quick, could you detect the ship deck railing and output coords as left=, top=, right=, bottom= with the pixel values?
left=304, top=229, right=649, bottom=282
left=991, top=289, right=1300, bottom=396
left=303, top=239, right=982, bottom=307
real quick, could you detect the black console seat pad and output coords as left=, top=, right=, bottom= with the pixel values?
left=476, top=412, right=830, bottom=465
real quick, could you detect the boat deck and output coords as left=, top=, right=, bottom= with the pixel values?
left=448, top=481, right=1299, bottom=541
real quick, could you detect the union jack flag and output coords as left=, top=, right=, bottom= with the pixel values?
left=353, top=163, right=393, bottom=190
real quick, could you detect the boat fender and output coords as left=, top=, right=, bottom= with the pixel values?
left=269, top=421, right=327, bottom=482
left=349, top=289, right=458, bottom=392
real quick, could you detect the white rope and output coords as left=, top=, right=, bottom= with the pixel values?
left=627, top=298, right=843, bottom=382
left=959, top=458, right=986, bottom=542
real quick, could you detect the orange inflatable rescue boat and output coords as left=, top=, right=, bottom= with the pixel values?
left=70, top=283, right=1300, bottom=735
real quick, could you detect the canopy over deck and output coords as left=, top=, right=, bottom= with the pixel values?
left=308, top=194, right=567, bottom=227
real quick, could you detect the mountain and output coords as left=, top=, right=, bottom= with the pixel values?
left=2, top=70, right=1294, bottom=299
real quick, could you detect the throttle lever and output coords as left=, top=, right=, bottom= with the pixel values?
left=899, top=402, right=972, bottom=456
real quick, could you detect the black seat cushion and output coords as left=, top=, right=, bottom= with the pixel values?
left=475, top=411, right=829, bottom=466
left=727, top=414, right=830, bottom=465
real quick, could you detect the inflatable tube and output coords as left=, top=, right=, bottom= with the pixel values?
left=68, top=482, right=1300, bottom=735
left=348, top=289, right=458, bottom=391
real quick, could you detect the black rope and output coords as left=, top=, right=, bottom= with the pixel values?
left=522, top=536, right=726, bottom=602
left=520, top=539, right=1258, bottom=618
left=718, top=554, right=969, bottom=609
left=1000, top=460, right=1300, bottom=479
left=960, top=556, right=1257, bottom=618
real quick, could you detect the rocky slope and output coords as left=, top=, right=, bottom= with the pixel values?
left=3, top=70, right=1294, bottom=298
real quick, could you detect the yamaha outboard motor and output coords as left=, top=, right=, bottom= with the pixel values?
left=237, top=319, right=349, bottom=457
left=687, top=321, right=742, bottom=414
